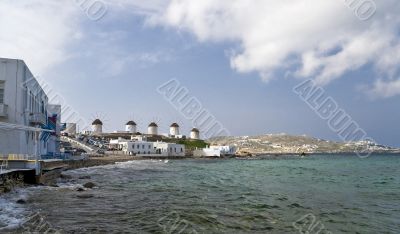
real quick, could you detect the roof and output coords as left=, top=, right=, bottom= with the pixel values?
left=170, top=123, right=179, bottom=127
left=148, top=122, right=158, bottom=127
left=126, top=121, right=136, bottom=125
left=191, top=128, right=199, bottom=133
left=92, top=119, right=103, bottom=125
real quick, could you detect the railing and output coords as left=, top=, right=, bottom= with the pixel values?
left=0, top=154, right=37, bottom=160
left=61, top=136, right=96, bottom=152
left=0, top=104, right=8, bottom=118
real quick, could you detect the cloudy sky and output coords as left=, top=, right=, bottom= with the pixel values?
left=1, top=0, right=400, bottom=146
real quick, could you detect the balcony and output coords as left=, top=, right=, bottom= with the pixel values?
left=0, top=104, right=8, bottom=118
left=29, top=112, right=46, bottom=125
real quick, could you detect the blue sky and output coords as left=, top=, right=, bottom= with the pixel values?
left=1, top=1, right=400, bottom=147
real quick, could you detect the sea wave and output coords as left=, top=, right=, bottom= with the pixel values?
left=0, top=189, right=31, bottom=231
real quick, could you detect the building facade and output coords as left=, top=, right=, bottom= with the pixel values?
left=0, top=58, right=59, bottom=157
left=193, top=148, right=221, bottom=157
left=153, top=142, right=185, bottom=157
left=111, top=138, right=185, bottom=157
left=210, top=145, right=237, bottom=156
left=121, top=141, right=156, bottom=155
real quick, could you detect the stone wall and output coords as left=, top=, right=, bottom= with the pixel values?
left=0, top=170, right=35, bottom=194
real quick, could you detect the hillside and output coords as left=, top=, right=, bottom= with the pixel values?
left=207, top=134, right=400, bottom=155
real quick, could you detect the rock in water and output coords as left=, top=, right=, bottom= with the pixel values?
left=77, top=194, right=94, bottom=199
left=60, top=174, right=72, bottom=179
left=16, top=199, right=27, bottom=204
left=79, top=175, right=91, bottom=179
left=76, top=187, right=85, bottom=192
left=83, top=182, right=96, bottom=189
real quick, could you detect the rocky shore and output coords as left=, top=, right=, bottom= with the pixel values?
left=0, top=155, right=197, bottom=195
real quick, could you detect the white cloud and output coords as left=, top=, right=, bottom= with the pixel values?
left=0, top=1, right=82, bottom=75
left=137, top=0, right=400, bottom=97
left=2, top=0, right=400, bottom=98
left=366, top=79, right=400, bottom=98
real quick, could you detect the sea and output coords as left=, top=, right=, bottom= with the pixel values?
left=0, top=154, right=399, bottom=233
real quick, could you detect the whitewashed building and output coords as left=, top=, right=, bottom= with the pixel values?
left=111, top=138, right=185, bottom=157
left=121, top=141, right=156, bottom=155
left=193, top=145, right=236, bottom=157
left=193, top=148, right=221, bottom=157
left=0, top=58, right=59, bottom=157
left=153, top=142, right=185, bottom=157
left=210, top=145, right=237, bottom=156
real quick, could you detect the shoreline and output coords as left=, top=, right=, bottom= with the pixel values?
left=1, top=152, right=399, bottom=195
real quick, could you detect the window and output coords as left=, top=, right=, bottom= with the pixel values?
left=148, top=145, right=151, bottom=149
left=142, top=145, right=144, bottom=149
left=41, top=101, right=45, bottom=113
left=30, top=91, right=34, bottom=112
left=0, top=81, right=4, bottom=104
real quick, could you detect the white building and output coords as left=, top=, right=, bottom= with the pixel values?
left=169, top=123, right=180, bottom=136
left=190, top=128, right=200, bottom=140
left=125, top=121, right=136, bottom=133
left=0, top=58, right=58, bottom=157
left=148, top=122, right=158, bottom=135
left=110, top=138, right=185, bottom=157
left=131, top=135, right=147, bottom=142
left=210, top=145, right=237, bottom=156
left=193, top=145, right=236, bottom=157
left=120, top=141, right=156, bottom=155
left=193, top=148, right=221, bottom=157
left=92, top=119, right=103, bottom=135
left=153, top=142, right=185, bottom=157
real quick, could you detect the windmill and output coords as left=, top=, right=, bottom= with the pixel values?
left=89, top=112, right=110, bottom=134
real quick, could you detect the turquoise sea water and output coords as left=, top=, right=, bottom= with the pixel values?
left=2, top=154, right=400, bottom=233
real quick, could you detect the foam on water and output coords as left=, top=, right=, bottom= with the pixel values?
left=2, top=155, right=399, bottom=233
left=0, top=189, right=30, bottom=231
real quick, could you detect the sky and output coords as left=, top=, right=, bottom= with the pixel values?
left=1, top=0, right=400, bottom=147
